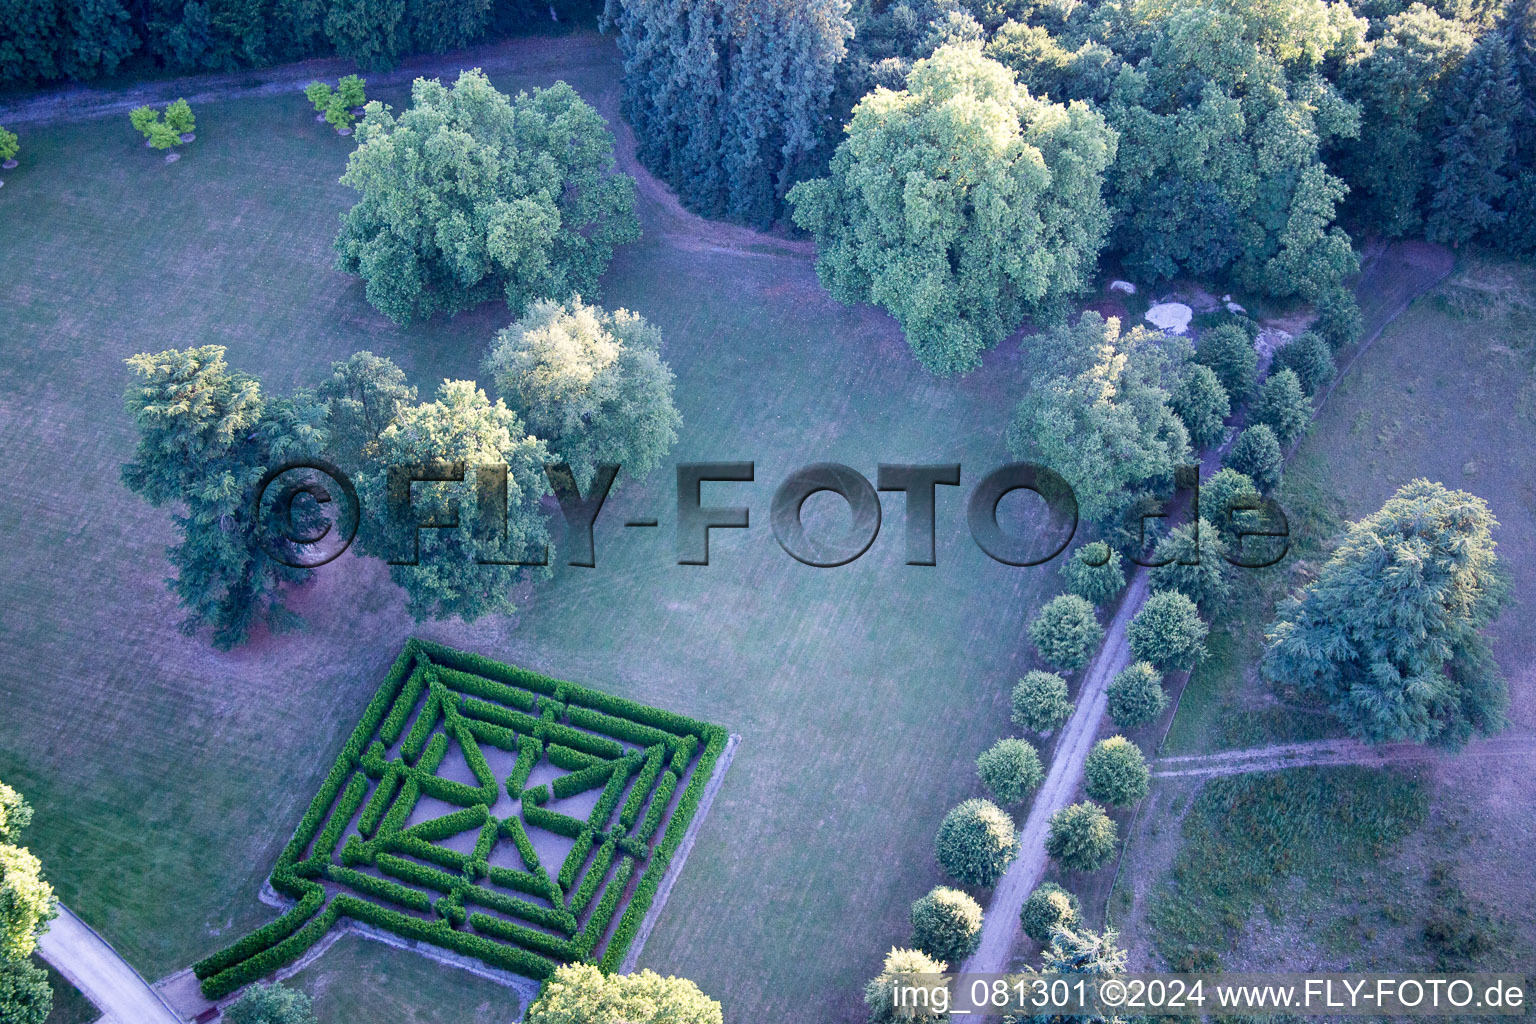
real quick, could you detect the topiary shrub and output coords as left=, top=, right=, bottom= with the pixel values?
left=1224, top=424, right=1283, bottom=491
left=1083, top=736, right=1151, bottom=806
left=1011, top=670, right=1074, bottom=733
left=1170, top=363, right=1231, bottom=447
left=1194, top=323, right=1258, bottom=403
left=1251, top=368, right=1311, bottom=447
left=1020, top=881, right=1081, bottom=943
left=909, top=886, right=984, bottom=962
left=1271, top=331, right=1334, bottom=395
left=1127, top=590, right=1208, bottom=669
left=1028, top=594, right=1103, bottom=672
left=1106, top=661, right=1167, bottom=730
left=1044, top=801, right=1118, bottom=872
left=936, top=798, right=1018, bottom=887
left=976, top=737, right=1044, bottom=805
left=1059, top=542, right=1126, bottom=606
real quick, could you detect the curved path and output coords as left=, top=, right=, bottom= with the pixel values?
left=36, top=904, right=185, bottom=1024
left=1152, top=733, right=1536, bottom=779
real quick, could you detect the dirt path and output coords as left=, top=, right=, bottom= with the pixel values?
left=36, top=904, right=185, bottom=1024
left=1152, top=733, right=1536, bottom=778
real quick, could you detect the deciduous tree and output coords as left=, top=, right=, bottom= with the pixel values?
left=1011, top=670, right=1074, bottom=733
left=526, top=963, right=722, bottom=1024
left=1106, top=661, right=1167, bottom=729
left=1029, top=594, right=1104, bottom=671
left=976, top=738, right=1045, bottom=804
left=910, top=887, right=984, bottom=963
left=1083, top=736, right=1150, bottom=805
left=936, top=798, right=1018, bottom=886
left=1020, top=881, right=1080, bottom=943
left=1044, top=801, right=1117, bottom=872
left=1127, top=590, right=1208, bottom=668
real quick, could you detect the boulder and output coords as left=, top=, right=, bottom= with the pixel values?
left=1109, top=279, right=1137, bottom=295
left=1144, top=302, right=1193, bottom=335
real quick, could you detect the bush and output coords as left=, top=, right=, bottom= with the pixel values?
left=0, top=128, right=17, bottom=164
left=1147, top=519, right=1230, bottom=613
left=304, top=81, right=333, bottom=113
left=1128, top=591, right=1209, bottom=669
left=1011, top=670, right=1074, bottom=733
left=1224, top=424, right=1283, bottom=491
left=1194, top=323, right=1258, bottom=403
left=1059, top=542, right=1126, bottom=606
left=936, top=798, right=1018, bottom=887
left=1251, top=368, right=1311, bottom=447
left=1044, top=802, right=1118, bottom=872
left=976, top=738, right=1044, bottom=805
left=1313, top=286, right=1362, bottom=351
left=1020, top=881, right=1081, bottom=943
left=909, top=886, right=984, bottom=962
left=1083, top=737, right=1151, bottom=806
left=1028, top=594, right=1103, bottom=672
left=1106, top=661, right=1168, bottom=729
left=337, top=74, right=367, bottom=108
left=1170, top=363, right=1231, bottom=447
left=1271, top=332, right=1334, bottom=395
left=224, top=981, right=316, bottom=1024
left=164, top=98, right=195, bottom=134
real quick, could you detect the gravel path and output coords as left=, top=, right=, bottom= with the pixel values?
left=36, top=904, right=185, bottom=1024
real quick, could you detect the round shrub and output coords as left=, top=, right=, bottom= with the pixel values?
left=976, top=738, right=1044, bottom=804
left=1044, top=801, right=1118, bottom=872
left=1083, top=737, right=1151, bottom=806
left=1224, top=424, right=1282, bottom=491
left=1106, top=661, right=1168, bottom=730
left=910, top=886, right=984, bottom=962
left=1011, top=670, right=1074, bottom=733
left=1271, top=331, right=1335, bottom=395
left=1029, top=594, right=1103, bottom=672
left=1127, top=590, right=1208, bottom=669
left=1147, top=519, right=1230, bottom=612
left=865, top=948, right=949, bottom=1023
left=1201, top=467, right=1262, bottom=541
left=1170, top=363, right=1231, bottom=447
left=1020, top=881, right=1081, bottom=943
left=1251, top=368, right=1311, bottom=447
left=225, top=982, right=316, bottom=1024
left=1194, top=323, right=1258, bottom=403
left=1060, top=542, right=1126, bottom=606
left=936, top=798, right=1019, bottom=887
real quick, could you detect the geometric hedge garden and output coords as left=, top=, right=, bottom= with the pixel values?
left=193, top=639, right=728, bottom=998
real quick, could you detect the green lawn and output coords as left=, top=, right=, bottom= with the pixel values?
left=0, top=34, right=1062, bottom=1022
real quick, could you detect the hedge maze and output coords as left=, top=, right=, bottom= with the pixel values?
left=194, top=639, right=728, bottom=998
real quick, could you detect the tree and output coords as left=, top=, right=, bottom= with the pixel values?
left=1312, top=286, right=1362, bottom=351
left=353, top=379, right=551, bottom=623
left=910, top=887, right=984, bottom=963
left=1170, top=363, right=1231, bottom=447
left=1148, top=519, right=1230, bottom=613
left=865, top=948, right=949, bottom=1024
left=1106, top=661, right=1168, bottom=729
left=0, top=959, right=51, bottom=1024
left=1059, top=542, right=1125, bottom=606
left=1200, top=467, right=1263, bottom=542
left=335, top=70, right=639, bottom=326
left=1008, top=314, right=1191, bottom=525
left=304, top=80, right=333, bottom=114
left=1263, top=479, right=1507, bottom=747
left=1044, top=801, right=1117, bottom=872
left=1127, top=590, right=1208, bottom=669
left=1271, top=332, right=1334, bottom=395
left=1029, top=595, right=1103, bottom=672
left=526, top=963, right=722, bottom=1024
left=1224, top=424, right=1283, bottom=490
left=789, top=45, right=1116, bottom=374
left=224, top=982, right=316, bottom=1024
left=1428, top=32, right=1522, bottom=245
left=1020, top=882, right=1080, bottom=943
left=1011, top=671, right=1074, bottom=733
left=1251, top=368, right=1311, bottom=447
left=485, top=297, right=681, bottom=490
left=164, top=97, right=195, bottom=134
left=610, top=0, right=855, bottom=227
left=976, top=738, right=1045, bottom=804
left=316, top=351, right=416, bottom=473
left=936, top=798, right=1018, bottom=886
left=324, top=0, right=406, bottom=70
left=0, top=784, right=29, bottom=844
left=1083, top=737, right=1150, bottom=806
left=0, top=128, right=16, bottom=164
left=1018, top=927, right=1129, bottom=1024
left=0, top=845, right=54, bottom=963
left=122, top=347, right=326, bottom=648
left=1193, top=324, right=1258, bottom=403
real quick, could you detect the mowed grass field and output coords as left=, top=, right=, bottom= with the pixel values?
left=0, top=34, right=1062, bottom=1022
left=1112, top=255, right=1536, bottom=973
